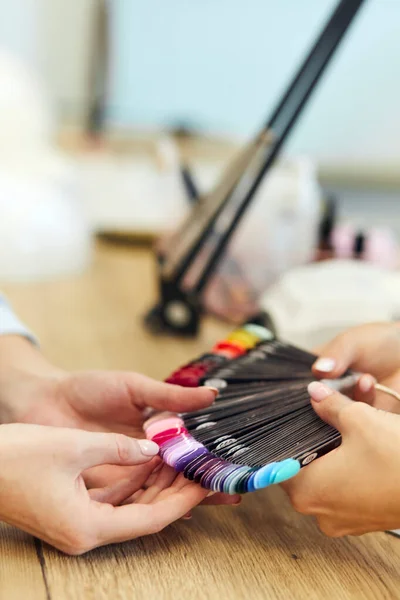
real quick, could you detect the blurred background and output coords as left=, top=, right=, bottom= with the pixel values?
left=7, top=1, right=399, bottom=166
left=1, top=0, right=400, bottom=346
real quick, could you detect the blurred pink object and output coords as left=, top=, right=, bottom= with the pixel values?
left=331, top=224, right=355, bottom=259
left=364, top=228, right=399, bottom=269
left=331, top=224, right=399, bottom=269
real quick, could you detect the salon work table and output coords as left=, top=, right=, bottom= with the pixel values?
left=0, top=240, right=400, bottom=600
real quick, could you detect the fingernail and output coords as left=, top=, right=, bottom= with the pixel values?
left=205, top=387, right=219, bottom=398
left=308, top=381, right=333, bottom=402
left=138, top=440, right=160, bottom=456
left=207, top=491, right=217, bottom=497
left=359, top=374, right=376, bottom=393
left=142, top=407, right=155, bottom=418
left=313, top=358, right=336, bottom=373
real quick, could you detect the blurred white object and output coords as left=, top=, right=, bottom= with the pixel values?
left=79, top=135, right=189, bottom=234
left=79, top=137, right=319, bottom=255
left=0, top=50, right=52, bottom=164
left=0, top=169, right=92, bottom=282
left=261, top=259, right=400, bottom=350
left=0, top=49, right=92, bottom=282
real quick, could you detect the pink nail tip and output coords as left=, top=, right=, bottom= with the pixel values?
left=143, top=411, right=176, bottom=431
left=146, top=417, right=184, bottom=439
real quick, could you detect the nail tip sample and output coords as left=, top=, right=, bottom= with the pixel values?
left=271, top=459, right=301, bottom=484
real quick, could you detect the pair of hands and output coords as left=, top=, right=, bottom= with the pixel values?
left=0, top=337, right=239, bottom=555
left=282, top=322, right=400, bottom=537
left=2, top=322, right=400, bottom=553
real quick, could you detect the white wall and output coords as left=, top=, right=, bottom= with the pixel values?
left=1, top=1, right=400, bottom=173
left=107, top=0, right=400, bottom=170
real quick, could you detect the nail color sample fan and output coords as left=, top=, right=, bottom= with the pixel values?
left=144, top=321, right=358, bottom=494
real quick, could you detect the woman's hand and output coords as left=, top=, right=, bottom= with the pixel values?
left=281, top=381, right=400, bottom=537
left=0, top=423, right=225, bottom=555
left=0, top=337, right=217, bottom=437
left=312, top=322, right=400, bottom=412
left=0, top=336, right=242, bottom=507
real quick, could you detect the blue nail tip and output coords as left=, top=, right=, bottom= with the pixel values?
left=253, top=462, right=278, bottom=490
left=270, top=459, right=300, bottom=484
left=246, top=471, right=258, bottom=492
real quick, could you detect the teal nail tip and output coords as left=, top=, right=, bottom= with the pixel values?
left=270, top=459, right=300, bottom=484
left=243, top=323, right=273, bottom=341
left=267, top=463, right=282, bottom=481
left=228, top=467, right=251, bottom=494
left=253, top=462, right=278, bottom=489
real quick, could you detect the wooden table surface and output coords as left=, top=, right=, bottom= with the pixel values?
left=1, top=241, right=400, bottom=600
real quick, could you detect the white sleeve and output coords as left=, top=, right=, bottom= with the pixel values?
left=0, top=294, right=38, bottom=344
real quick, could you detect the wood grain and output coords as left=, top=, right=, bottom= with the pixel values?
left=1, top=241, right=400, bottom=599
left=0, top=523, right=48, bottom=600
left=40, top=488, right=400, bottom=600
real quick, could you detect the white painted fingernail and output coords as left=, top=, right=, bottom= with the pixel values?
left=314, top=358, right=336, bottom=373
left=138, top=440, right=159, bottom=456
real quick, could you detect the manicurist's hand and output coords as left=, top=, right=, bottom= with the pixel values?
left=312, top=322, right=400, bottom=412
left=281, top=381, right=400, bottom=537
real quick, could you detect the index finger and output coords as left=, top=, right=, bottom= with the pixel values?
left=121, top=372, right=219, bottom=412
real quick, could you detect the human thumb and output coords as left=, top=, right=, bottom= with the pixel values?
left=72, top=431, right=160, bottom=471
left=307, top=381, right=357, bottom=432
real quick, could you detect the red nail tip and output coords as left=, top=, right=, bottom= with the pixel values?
left=152, top=427, right=189, bottom=445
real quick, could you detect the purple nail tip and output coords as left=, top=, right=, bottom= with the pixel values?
left=183, top=452, right=211, bottom=479
left=174, top=447, right=207, bottom=471
left=200, top=460, right=226, bottom=488
left=193, top=457, right=217, bottom=483
left=163, top=441, right=202, bottom=466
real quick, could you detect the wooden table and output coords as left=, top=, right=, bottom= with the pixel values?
left=1, top=241, right=400, bottom=600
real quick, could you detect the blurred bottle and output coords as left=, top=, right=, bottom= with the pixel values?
left=232, top=157, right=321, bottom=290
left=201, top=156, right=322, bottom=322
